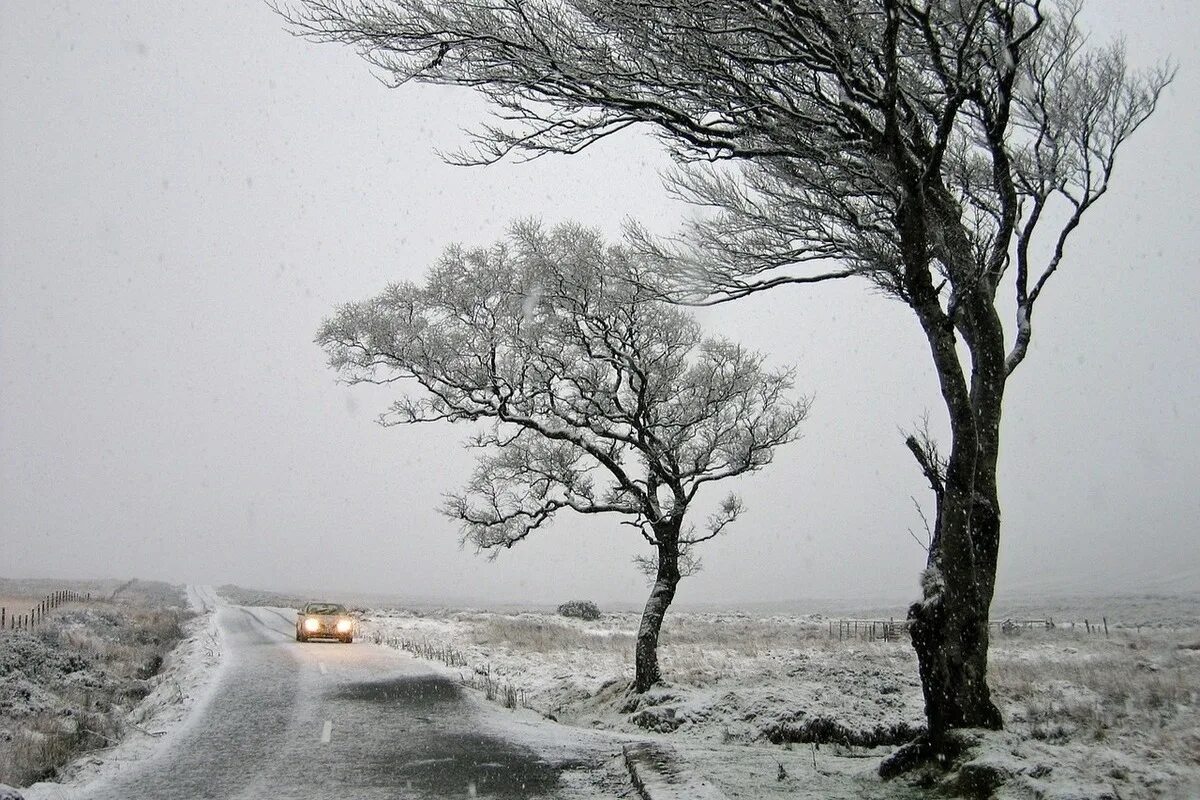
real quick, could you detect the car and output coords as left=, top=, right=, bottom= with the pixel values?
left=295, top=602, right=355, bottom=643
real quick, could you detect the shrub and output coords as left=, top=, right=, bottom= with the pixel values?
left=557, top=600, right=600, bottom=621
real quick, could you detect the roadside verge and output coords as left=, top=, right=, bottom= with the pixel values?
left=20, top=586, right=225, bottom=800
left=623, top=742, right=730, bottom=800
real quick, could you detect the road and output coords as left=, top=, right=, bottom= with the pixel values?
left=80, top=588, right=629, bottom=800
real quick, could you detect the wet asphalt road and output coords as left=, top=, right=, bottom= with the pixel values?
left=85, top=594, right=624, bottom=800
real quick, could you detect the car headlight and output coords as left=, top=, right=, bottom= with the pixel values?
left=304, top=618, right=320, bottom=632
left=335, top=619, right=352, bottom=633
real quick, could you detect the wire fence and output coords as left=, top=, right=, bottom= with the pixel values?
left=1, top=588, right=91, bottom=633
left=825, top=615, right=1124, bottom=642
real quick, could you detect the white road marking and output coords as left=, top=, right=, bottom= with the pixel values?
left=320, top=720, right=332, bottom=744
left=319, top=663, right=327, bottom=675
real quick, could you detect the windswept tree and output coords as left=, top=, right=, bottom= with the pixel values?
left=317, top=223, right=808, bottom=692
left=281, top=0, right=1171, bottom=757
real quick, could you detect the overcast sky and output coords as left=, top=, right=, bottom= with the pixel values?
left=2, top=0, right=1197, bottom=607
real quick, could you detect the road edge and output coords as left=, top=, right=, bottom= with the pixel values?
left=622, top=742, right=730, bottom=800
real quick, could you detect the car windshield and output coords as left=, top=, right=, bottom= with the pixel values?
left=304, top=603, right=346, bottom=615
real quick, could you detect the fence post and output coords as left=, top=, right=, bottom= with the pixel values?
left=1103, top=617, right=1109, bottom=638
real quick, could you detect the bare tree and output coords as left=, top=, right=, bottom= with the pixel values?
left=317, top=222, right=808, bottom=692
left=280, top=0, right=1170, bottom=761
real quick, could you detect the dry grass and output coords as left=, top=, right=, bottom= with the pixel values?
left=467, top=614, right=633, bottom=653
left=423, top=609, right=911, bottom=691
left=381, top=609, right=922, bottom=725
left=0, top=595, right=41, bottom=611
left=0, top=594, right=82, bottom=630
left=370, top=604, right=1200, bottom=796
left=0, top=708, right=123, bottom=786
left=660, top=614, right=828, bottom=655
left=0, top=593, right=191, bottom=787
left=464, top=611, right=827, bottom=660
left=988, top=628, right=1200, bottom=767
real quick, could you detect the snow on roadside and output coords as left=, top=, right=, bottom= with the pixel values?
left=942, top=728, right=1197, bottom=800
left=360, top=608, right=924, bottom=746
left=359, top=606, right=1200, bottom=800
left=359, top=609, right=934, bottom=799
left=20, top=588, right=225, bottom=800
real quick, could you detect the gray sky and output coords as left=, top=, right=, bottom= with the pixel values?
left=2, top=0, right=1197, bottom=607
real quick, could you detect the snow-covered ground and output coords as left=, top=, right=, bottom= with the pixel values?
left=17, top=586, right=224, bottom=800
left=359, top=599, right=1200, bottom=799
left=7, top=586, right=1196, bottom=798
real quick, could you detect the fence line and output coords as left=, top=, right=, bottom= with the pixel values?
left=827, top=618, right=906, bottom=642
left=988, top=618, right=1056, bottom=632
left=1, top=588, right=92, bottom=633
left=822, top=615, right=1125, bottom=641
left=369, top=631, right=529, bottom=709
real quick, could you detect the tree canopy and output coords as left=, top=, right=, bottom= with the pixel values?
left=318, top=222, right=808, bottom=689
left=284, top=0, right=1168, bottom=353
left=318, top=222, right=806, bottom=550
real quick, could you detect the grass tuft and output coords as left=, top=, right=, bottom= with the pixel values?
left=0, top=596, right=192, bottom=786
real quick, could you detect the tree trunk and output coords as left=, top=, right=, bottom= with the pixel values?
left=886, top=188, right=1007, bottom=766
left=907, top=292, right=1007, bottom=750
left=634, top=528, right=681, bottom=693
left=907, top=482, right=1003, bottom=738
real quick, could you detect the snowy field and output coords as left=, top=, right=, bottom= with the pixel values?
left=358, top=595, right=1200, bottom=799
left=4, top=585, right=1197, bottom=798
